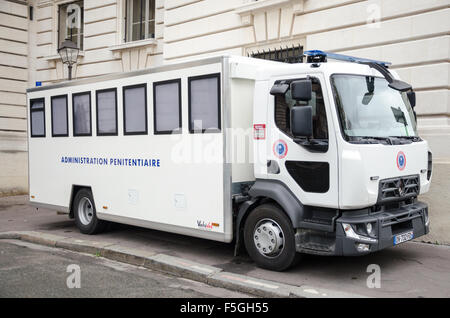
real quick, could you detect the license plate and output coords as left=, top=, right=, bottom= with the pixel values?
left=393, top=231, right=414, bottom=245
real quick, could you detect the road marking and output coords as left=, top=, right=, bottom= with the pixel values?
left=191, top=265, right=215, bottom=273
left=303, top=288, right=319, bottom=294
left=433, top=160, right=450, bottom=164
left=220, top=274, right=279, bottom=289
left=175, top=260, right=192, bottom=267
left=246, top=280, right=279, bottom=289
left=173, top=259, right=216, bottom=273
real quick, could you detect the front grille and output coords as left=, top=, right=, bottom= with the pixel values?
left=378, top=175, right=420, bottom=204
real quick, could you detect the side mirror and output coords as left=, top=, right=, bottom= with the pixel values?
left=407, top=91, right=416, bottom=108
left=270, top=82, right=289, bottom=96
left=291, top=106, right=312, bottom=137
left=388, top=79, right=412, bottom=92
left=291, top=79, right=312, bottom=101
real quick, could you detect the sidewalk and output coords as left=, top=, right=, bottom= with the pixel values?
left=1, top=195, right=450, bottom=297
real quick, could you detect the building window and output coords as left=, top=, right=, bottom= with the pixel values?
left=30, top=98, right=45, bottom=138
left=51, top=95, right=69, bottom=137
left=123, top=84, right=148, bottom=135
left=275, top=77, right=328, bottom=140
left=72, top=91, right=91, bottom=136
left=153, top=79, right=182, bottom=134
left=125, top=0, right=155, bottom=42
left=188, top=73, right=221, bottom=133
left=96, top=88, right=118, bottom=136
left=58, top=1, right=84, bottom=50
left=250, top=45, right=303, bottom=64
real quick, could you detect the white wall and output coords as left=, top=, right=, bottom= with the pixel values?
left=0, top=0, right=29, bottom=196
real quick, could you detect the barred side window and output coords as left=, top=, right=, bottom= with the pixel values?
left=153, top=79, right=181, bottom=134
left=51, top=95, right=68, bottom=137
left=30, top=98, right=45, bottom=137
left=188, top=73, right=221, bottom=133
left=96, top=88, right=118, bottom=136
left=73, top=92, right=91, bottom=136
left=123, top=84, right=147, bottom=135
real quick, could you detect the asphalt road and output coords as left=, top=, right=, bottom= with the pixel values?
left=0, top=240, right=249, bottom=298
left=1, top=195, right=450, bottom=298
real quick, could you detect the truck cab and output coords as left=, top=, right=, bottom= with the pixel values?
left=238, top=51, right=432, bottom=270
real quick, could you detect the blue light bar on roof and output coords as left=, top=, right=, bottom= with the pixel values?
left=303, top=50, right=392, bottom=67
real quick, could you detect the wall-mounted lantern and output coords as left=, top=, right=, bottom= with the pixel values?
left=58, top=38, right=79, bottom=80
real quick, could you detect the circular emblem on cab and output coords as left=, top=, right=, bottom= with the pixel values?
left=273, top=140, right=288, bottom=159
left=397, top=151, right=406, bottom=170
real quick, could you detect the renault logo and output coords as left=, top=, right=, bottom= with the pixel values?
left=398, top=180, right=405, bottom=196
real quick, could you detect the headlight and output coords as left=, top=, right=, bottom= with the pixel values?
left=354, top=222, right=377, bottom=238
left=342, top=223, right=377, bottom=243
left=366, top=222, right=377, bottom=237
left=366, top=222, right=372, bottom=235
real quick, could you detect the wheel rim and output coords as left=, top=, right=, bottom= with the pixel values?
left=78, top=197, right=94, bottom=225
left=253, top=218, right=285, bottom=258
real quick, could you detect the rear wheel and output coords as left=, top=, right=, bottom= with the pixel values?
left=244, top=203, right=300, bottom=271
left=73, top=189, right=106, bottom=234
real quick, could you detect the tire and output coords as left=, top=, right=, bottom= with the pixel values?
left=243, top=203, right=300, bottom=271
left=73, top=188, right=106, bottom=235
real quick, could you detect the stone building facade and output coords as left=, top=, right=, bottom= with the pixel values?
left=0, top=0, right=448, bottom=240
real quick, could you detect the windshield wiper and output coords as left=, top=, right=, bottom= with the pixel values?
left=350, top=136, right=420, bottom=145
left=389, top=136, right=422, bottom=142
left=348, top=136, right=392, bottom=145
left=348, top=136, right=418, bottom=145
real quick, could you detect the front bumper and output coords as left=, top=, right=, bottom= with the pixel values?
left=294, top=201, right=429, bottom=256
left=335, top=201, right=429, bottom=256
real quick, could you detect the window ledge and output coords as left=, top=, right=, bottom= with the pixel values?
left=42, top=51, right=85, bottom=62
left=234, top=0, right=294, bottom=15
left=109, top=38, right=157, bottom=52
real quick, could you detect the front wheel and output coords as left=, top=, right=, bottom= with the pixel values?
left=73, top=189, right=106, bottom=234
left=243, top=203, right=300, bottom=271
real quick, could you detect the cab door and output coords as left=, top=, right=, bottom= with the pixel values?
left=265, top=74, right=339, bottom=209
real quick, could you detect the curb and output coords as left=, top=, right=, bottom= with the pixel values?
left=0, top=231, right=364, bottom=298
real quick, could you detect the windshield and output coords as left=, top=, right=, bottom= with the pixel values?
left=331, top=74, right=417, bottom=139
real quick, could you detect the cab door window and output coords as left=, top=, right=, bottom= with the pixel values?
left=274, top=77, right=328, bottom=140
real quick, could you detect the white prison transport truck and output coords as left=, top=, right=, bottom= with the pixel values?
left=27, top=51, right=432, bottom=271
